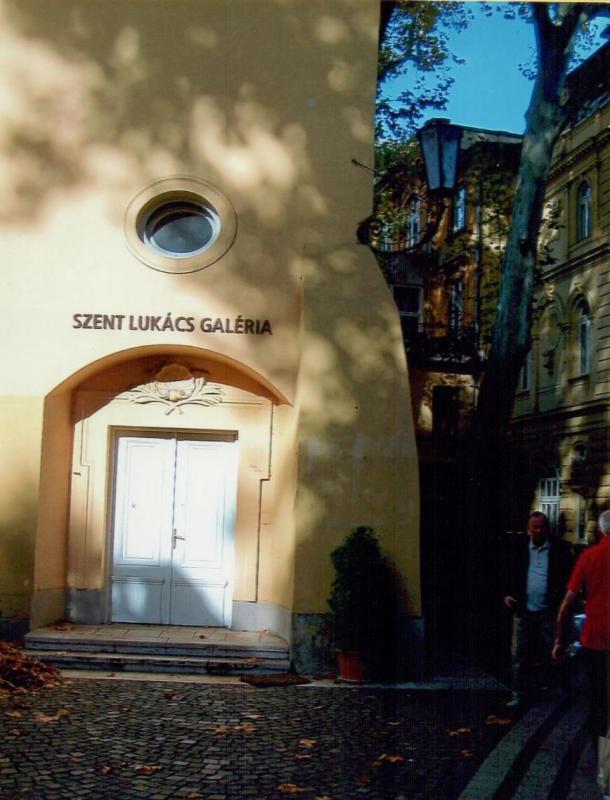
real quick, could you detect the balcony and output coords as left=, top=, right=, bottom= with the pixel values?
left=403, top=321, right=478, bottom=373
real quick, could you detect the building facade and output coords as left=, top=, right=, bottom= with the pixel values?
left=374, top=124, right=522, bottom=651
left=509, top=43, right=610, bottom=542
left=0, top=0, right=421, bottom=672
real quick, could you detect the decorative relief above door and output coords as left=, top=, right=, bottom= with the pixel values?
left=118, top=363, right=223, bottom=415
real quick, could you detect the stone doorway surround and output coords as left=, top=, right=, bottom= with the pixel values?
left=31, top=349, right=294, bottom=650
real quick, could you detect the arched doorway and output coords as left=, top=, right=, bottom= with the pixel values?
left=31, top=346, right=289, bottom=632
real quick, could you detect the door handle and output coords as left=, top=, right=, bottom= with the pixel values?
left=172, top=529, right=185, bottom=548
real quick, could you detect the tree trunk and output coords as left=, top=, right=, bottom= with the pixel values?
left=475, top=86, right=568, bottom=443
left=473, top=2, right=602, bottom=449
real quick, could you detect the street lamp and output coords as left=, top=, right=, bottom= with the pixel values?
left=356, top=118, right=462, bottom=252
left=417, top=118, right=461, bottom=195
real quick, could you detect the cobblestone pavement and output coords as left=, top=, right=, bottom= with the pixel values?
left=1, top=677, right=514, bottom=800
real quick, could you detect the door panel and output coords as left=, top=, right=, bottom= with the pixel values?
left=110, top=432, right=236, bottom=626
left=111, top=435, right=175, bottom=623
left=171, top=440, right=236, bottom=626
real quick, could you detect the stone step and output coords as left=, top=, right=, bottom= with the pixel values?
left=24, top=648, right=291, bottom=676
left=25, top=635, right=288, bottom=661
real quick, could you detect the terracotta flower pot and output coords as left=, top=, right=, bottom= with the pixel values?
left=335, top=649, right=366, bottom=682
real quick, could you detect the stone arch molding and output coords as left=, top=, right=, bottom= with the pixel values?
left=567, top=287, right=594, bottom=319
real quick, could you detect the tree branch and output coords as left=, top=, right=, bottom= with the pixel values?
left=379, top=0, right=398, bottom=45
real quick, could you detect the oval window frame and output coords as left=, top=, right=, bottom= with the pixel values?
left=125, top=177, right=237, bottom=273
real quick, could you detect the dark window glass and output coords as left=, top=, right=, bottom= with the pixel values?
left=433, top=386, right=459, bottom=438
left=144, top=201, right=219, bottom=256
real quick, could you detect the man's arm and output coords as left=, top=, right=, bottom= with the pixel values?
left=552, top=590, right=576, bottom=660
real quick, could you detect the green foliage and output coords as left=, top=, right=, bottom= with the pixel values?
left=371, top=138, right=423, bottom=245
left=377, top=1, right=472, bottom=139
left=328, top=526, right=398, bottom=657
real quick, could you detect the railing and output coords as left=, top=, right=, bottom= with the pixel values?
left=375, top=247, right=433, bottom=285
left=403, top=322, right=478, bottom=368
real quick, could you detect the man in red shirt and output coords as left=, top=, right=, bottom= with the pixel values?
left=554, top=510, right=610, bottom=752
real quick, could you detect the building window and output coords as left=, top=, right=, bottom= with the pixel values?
left=393, top=285, right=422, bottom=338
left=576, top=300, right=591, bottom=376
left=576, top=495, right=588, bottom=541
left=577, top=181, right=592, bottom=240
left=453, top=185, right=466, bottom=231
left=449, top=280, right=464, bottom=332
left=406, top=197, right=421, bottom=247
left=125, top=177, right=237, bottom=274
left=539, top=473, right=560, bottom=534
left=142, top=199, right=220, bottom=258
left=518, top=350, right=532, bottom=393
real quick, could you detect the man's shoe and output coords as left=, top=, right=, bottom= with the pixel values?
left=506, top=694, right=523, bottom=709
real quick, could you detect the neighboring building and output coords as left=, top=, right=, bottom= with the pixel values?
left=373, top=124, right=522, bottom=650
left=376, top=125, right=522, bottom=449
left=0, top=1, right=421, bottom=673
left=509, top=42, right=610, bottom=542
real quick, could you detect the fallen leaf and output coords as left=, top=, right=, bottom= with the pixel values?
left=461, top=750, right=473, bottom=758
left=134, top=764, right=162, bottom=775
left=34, top=709, right=71, bottom=723
left=295, top=754, right=312, bottom=761
left=314, top=796, right=333, bottom=800
left=446, top=730, right=460, bottom=736
left=486, top=715, right=511, bottom=726
left=233, top=723, right=256, bottom=733
left=164, top=691, right=183, bottom=701
left=0, top=642, right=62, bottom=693
left=186, top=793, right=202, bottom=799
left=457, top=728, right=472, bottom=733
left=5, top=710, right=22, bottom=718
left=198, top=634, right=207, bottom=640
left=53, top=622, right=74, bottom=632
left=375, top=753, right=404, bottom=764
left=299, top=738, right=317, bottom=748
left=99, top=766, right=112, bottom=775
left=244, top=714, right=261, bottom=719
left=277, top=784, right=305, bottom=794
left=387, top=721, right=401, bottom=727
left=211, top=726, right=232, bottom=735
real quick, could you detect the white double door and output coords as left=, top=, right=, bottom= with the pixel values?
left=110, top=432, right=237, bottom=626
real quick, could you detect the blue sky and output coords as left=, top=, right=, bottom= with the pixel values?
left=383, top=4, right=610, bottom=135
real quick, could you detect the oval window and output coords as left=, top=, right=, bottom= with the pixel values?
left=143, top=200, right=220, bottom=258
left=125, top=178, right=237, bottom=274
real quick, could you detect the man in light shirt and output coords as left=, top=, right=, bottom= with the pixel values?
left=503, top=511, right=573, bottom=708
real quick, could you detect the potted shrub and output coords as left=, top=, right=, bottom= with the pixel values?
left=328, top=526, right=399, bottom=682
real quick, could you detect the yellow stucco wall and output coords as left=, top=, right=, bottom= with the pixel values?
left=0, top=0, right=420, bottom=630
left=0, top=398, right=44, bottom=617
